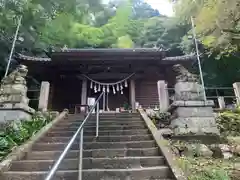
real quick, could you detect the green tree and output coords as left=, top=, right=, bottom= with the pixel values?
left=174, top=0, right=240, bottom=56
left=171, top=0, right=240, bottom=87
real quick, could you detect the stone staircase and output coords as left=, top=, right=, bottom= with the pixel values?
left=1, top=113, right=175, bottom=180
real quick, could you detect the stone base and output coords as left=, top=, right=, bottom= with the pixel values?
left=169, top=134, right=221, bottom=144
left=171, top=124, right=220, bottom=136
left=174, top=82, right=205, bottom=101
left=0, top=109, right=33, bottom=124
left=0, top=103, right=35, bottom=114
left=173, top=107, right=214, bottom=117
left=169, top=100, right=220, bottom=137
left=171, top=116, right=218, bottom=127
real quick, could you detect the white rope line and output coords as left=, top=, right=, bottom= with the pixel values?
left=82, top=73, right=135, bottom=86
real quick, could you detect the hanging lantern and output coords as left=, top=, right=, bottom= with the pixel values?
left=116, top=84, right=120, bottom=91
left=124, top=80, right=128, bottom=87
left=107, top=85, right=110, bottom=93
left=120, top=83, right=123, bottom=90
left=121, top=90, right=123, bottom=95
left=112, top=85, right=116, bottom=94
left=98, top=84, right=101, bottom=92
left=103, top=86, right=106, bottom=92
left=90, top=81, right=93, bottom=89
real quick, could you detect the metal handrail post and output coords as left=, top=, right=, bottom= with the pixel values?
left=4, top=16, right=22, bottom=77
left=78, top=128, right=84, bottom=180
left=96, top=102, right=99, bottom=137
left=191, top=16, right=207, bottom=101
left=45, top=92, right=104, bottom=180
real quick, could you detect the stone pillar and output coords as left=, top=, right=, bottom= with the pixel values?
left=218, top=96, right=226, bottom=110
left=157, top=80, right=169, bottom=112
left=130, top=79, right=136, bottom=111
left=233, top=82, right=240, bottom=105
left=81, top=79, right=87, bottom=106
left=38, top=81, right=50, bottom=112
left=48, top=84, right=54, bottom=110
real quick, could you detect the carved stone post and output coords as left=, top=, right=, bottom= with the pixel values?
left=38, top=81, right=50, bottom=112
left=157, top=80, right=169, bottom=112
left=233, top=82, right=240, bottom=105
left=218, top=96, right=226, bottom=110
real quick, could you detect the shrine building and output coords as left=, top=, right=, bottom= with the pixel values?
left=15, top=48, right=194, bottom=113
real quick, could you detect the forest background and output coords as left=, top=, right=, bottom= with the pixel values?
left=0, top=0, right=239, bottom=87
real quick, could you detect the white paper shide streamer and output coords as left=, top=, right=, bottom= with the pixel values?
left=83, top=73, right=135, bottom=95
left=90, top=81, right=93, bottom=89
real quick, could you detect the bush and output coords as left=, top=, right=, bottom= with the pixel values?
left=177, top=157, right=231, bottom=180
left=148, top=110, right=171, bottom=128
left=216, top=108, right=240, bottom=136
left=0, top=112, right=54, bottom=161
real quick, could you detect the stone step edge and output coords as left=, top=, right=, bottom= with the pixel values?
left=52, top=125, right=146, bottom=128
left=4, top=166, right=169, bottom=174
left=13, top=156, right=164, bottom=163
left=61, top=119, right=143, bottom=121
left=57, top=121, right=144, bottom=124
left=41, top=134, right=151, bottom=138
left=29, top=147, right=159, bottom=153
left=48, top=129, right=149, bottom=133
left=34, top=140, right=155, bottom=145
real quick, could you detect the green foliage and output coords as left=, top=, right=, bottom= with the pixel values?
left=0, top=112, right=54, bottom=161
left=116, top=35, right=134, bottom=48
left=177, top=157, right=231, bottom=180
left=148, top=110, right=171, bottom=128
left=216, top=108, right=240, bottom=136
left=0, top=0, right=152, bottom=56
left=189, top=169, right=230, bottom=180
left=173, top=0, right=240, bottom=87
left=174, top=0, right=240, bottom=56
left=131, top=0, right=160, bottom=19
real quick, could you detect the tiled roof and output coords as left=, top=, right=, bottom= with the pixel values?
left=162, top=54, right=196, bottom=61
left=59, top=48, right=166, bottom=53
left=16, top=51, right=195, bottom=62
left=16, top=54, right=51, bottom=61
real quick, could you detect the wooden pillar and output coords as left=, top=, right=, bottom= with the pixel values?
left=103, top=92, right=106, bottom=111
left=81, top=79, right=87, bottom=105
left=233, top=82, right=240, bottom=105
left=38, top=81, right=50, bottom=112
left=130, top=79, right=136, bottom=111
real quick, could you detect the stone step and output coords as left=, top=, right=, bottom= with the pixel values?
left=46, top=129, right=150, bottom=136
left=32, top=141, right=156, bottom=151
left=25, top=147, right=160, bottom=160
left=2, top=166, right=172, bottom=180
left=69, top=113, right=140, bottom=116
left=39, top=135, right=153, bottom=143
left=56, top=120, right=145, bottom=126
left=51, top=124, right=146, bottom=131
left=68, top=113, right=140, bottom=117
left=10, top=157, right=165, bottom=171
left=65, top=117, right=142, bottom=123
left=99, top=113, right=140, bottom=117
